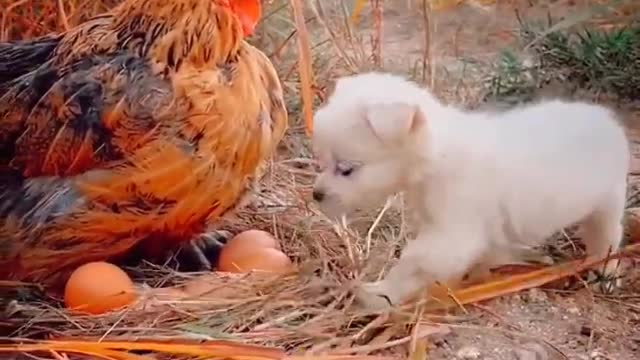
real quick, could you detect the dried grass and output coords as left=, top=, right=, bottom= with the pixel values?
left=2, top=0, right=640, bottom=359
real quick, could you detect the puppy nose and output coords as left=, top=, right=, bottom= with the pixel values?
left=312, top=189, right=325, bottom=202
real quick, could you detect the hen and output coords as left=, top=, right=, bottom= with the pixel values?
left=0, top=0, right=288, bottom=289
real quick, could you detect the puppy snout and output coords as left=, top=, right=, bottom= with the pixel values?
left=312, top=188, right=326, bottom=202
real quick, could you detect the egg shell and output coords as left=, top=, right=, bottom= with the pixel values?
left=183, top=276, right=219, bottom=296
left=217, top=230, right=281, bottom=270
left=226, top=230, right=280, bottom=250
left=182, top=274, right=240, bottom=298
left=64, top=261, right=137, bottom=315
left=151, top=287, right=188, bottom=299
left=218, top=247, right=292, bottom=274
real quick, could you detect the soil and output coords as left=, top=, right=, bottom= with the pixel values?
left=356, top=1, right=640, bottom=358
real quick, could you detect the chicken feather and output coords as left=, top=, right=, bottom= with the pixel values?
left=0, top=0, right=287, bottom=289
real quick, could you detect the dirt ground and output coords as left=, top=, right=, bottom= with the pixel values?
left=356, top=1, right=640, bottom=359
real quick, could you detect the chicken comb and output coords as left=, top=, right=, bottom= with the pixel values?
left=229, top=0, right=262, bottom=37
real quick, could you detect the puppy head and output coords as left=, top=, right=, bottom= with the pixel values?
left=311, top=73, right=428, bottom=218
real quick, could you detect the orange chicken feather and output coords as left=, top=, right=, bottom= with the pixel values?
left=0, top=0, right=288, bottom=289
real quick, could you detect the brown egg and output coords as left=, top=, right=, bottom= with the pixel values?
left=183, top=276, right=219, bottom=297
left=218, top=247, right=293, bottom=274
left=181, top=274, right=239, bottom=298
left=151, top=287, right=188, bottom=299
left=226, top=230, right=280, bottom=251
left=64, top=261, right=136, bottom=315
left=136, top=287, right=188, bottom=310
left=217, top=230, right=281, bottom=271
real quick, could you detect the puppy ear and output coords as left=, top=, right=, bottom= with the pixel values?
left=364, top=103, right=426, bottom=144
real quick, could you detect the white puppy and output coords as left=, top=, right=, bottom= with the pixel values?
left=311, top=72, right=630, bottom=311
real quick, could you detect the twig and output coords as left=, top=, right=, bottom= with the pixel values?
left=289, top=0, right=315, bottom=136
left=370, top=0, right=383, bottom=68
left=420, top=0, right=434, bottom=86
left=0, top=0, right=30, bottom=41
left=57, top=0, right=71, bottom=31
left=331, top=326, right=441, bottom=355
left=365, top=197, right=394, bottom=257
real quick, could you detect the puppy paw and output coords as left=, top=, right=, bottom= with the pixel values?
left=354, top=281, right=394, bottom=312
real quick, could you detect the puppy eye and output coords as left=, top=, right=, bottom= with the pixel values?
left=336, top=161, right=355, bottom=177
left=340, top=167, right=353, bottom=176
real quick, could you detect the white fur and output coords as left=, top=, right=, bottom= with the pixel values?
left=312, top=72, right=630, bottom=311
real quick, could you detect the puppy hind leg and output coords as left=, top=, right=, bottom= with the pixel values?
left=581, top=187, right=626, bottom=293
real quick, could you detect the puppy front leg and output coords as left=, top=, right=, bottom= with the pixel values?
left=355, top=245, right=429, bottom=311
left=356, top=227, right=487, bottom=311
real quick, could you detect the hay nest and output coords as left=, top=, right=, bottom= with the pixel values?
left=0, top=158, right=450, bottom=358
left=4, top=156, right=640, bottom=359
